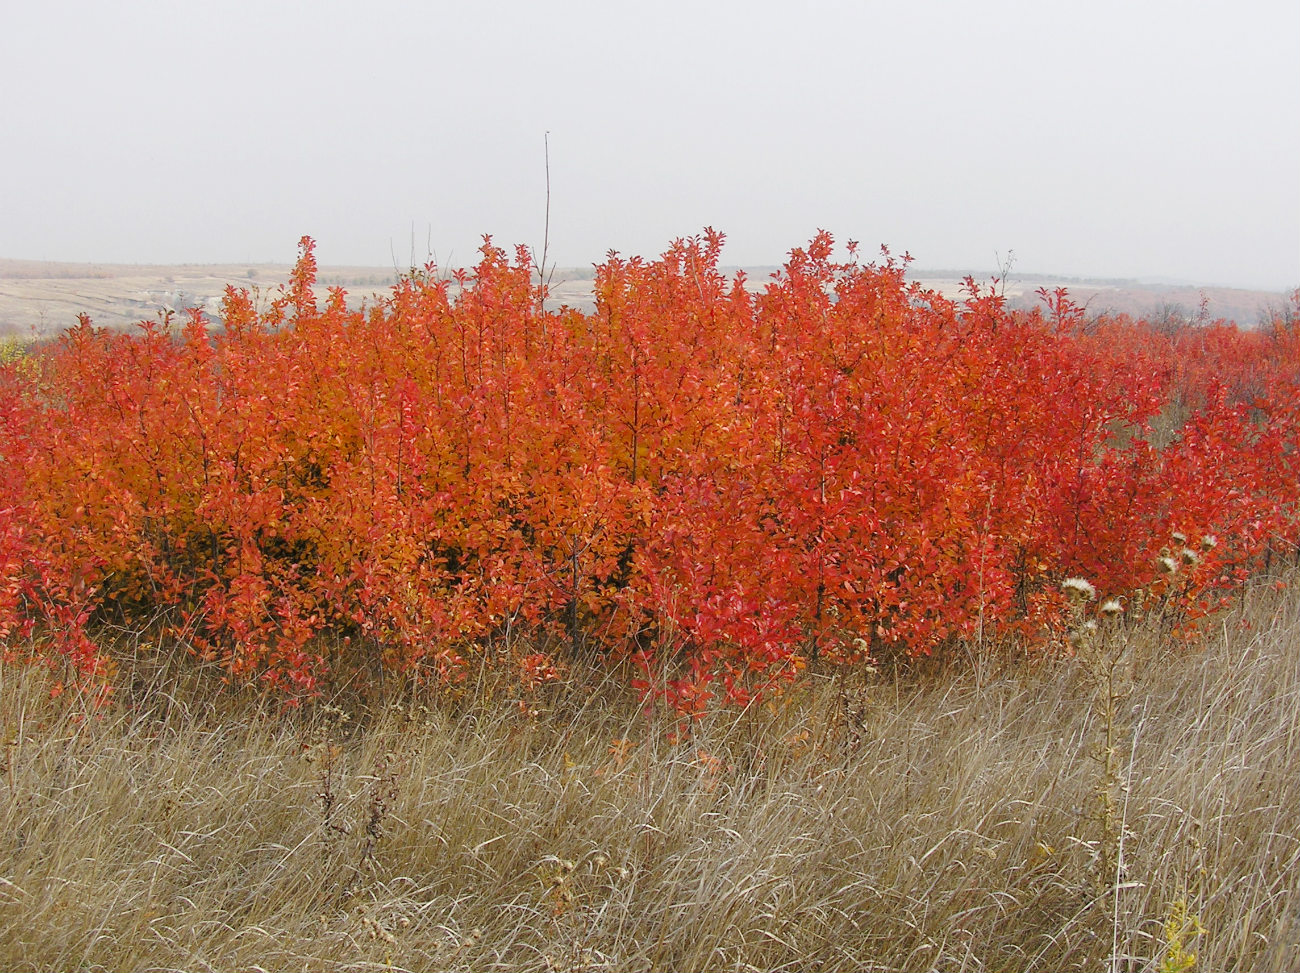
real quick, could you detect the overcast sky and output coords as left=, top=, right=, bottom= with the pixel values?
left=2, top=0, right=1297, bottom=288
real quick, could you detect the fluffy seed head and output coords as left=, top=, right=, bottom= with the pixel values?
left=1061, top=577, right=1097, bottom=601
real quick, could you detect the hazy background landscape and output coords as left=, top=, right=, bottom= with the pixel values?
left=1, top=256, right=1291, bottom=338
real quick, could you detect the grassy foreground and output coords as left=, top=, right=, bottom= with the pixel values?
left=3, top=582, right=1299, bottom=972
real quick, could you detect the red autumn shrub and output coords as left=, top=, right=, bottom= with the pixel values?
left=1, top=233, right=1295, bottom=708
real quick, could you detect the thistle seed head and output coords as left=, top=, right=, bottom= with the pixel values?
left=1061, top=577, right=1097, bottom=601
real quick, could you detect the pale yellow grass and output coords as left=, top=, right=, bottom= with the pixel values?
left=2, top=577, right=1298, bottom=971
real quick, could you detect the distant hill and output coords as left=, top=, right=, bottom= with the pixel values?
left=1, top=258, right=1291, bottom=336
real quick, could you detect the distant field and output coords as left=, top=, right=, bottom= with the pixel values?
left=0, top=260, right=394, bottom=335
left=0, top=259, right=597, bottom=335
left=0, top=257, right=1288, bottom=336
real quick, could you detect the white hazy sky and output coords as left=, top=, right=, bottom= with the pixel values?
left=2, top=0, right=1297, bottom=288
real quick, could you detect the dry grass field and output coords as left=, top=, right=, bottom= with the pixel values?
left=2, top=571, right=1298, bottom=971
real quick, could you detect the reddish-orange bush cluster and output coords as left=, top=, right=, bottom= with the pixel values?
left=1, top=233, right=1297, bottom=709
